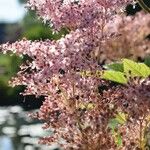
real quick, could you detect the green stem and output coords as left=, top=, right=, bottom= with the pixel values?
left=137, top=0, right=150, bottom=13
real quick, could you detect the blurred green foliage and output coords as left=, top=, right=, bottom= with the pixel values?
left=0, top=54, right=22, bottom=105
left=21, top=11, right=68, bottom=40
left=0, top=54, right=21, bottom=86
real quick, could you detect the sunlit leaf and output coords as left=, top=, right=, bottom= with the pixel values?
left=102, top=70, right=127, bottom=84
left=115, top=112, right=127, bottom=125
left=123, top=59, right=150, bottom=77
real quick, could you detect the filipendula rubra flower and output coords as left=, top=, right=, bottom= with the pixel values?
left=2, top=0, right=150, bottom=149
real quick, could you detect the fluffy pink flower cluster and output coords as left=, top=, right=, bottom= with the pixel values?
left=97, top=12, right=150, bottom=63
left=3, top=0, right=150, bottom=149
left=28, top=0, right=132, bottom=31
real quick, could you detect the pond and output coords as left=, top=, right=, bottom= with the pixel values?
left=0, top=106, right=60, bottom=150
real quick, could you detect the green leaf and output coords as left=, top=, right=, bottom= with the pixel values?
left=102, top=70, right=127, bottom=84
left=108, top=119, right=123, bottom=147
left=108, top=119, right=119, bottom=130
left=123, top=59, right=150, bottom=77
left=144, top=56, right=150, bottom=67
left=104, top=62, right=124, bottom=72
left=115, top=112, right=127, bottom=125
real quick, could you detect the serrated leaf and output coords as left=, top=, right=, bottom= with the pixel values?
left=123, top=59, right=150, bottom=77
left=102, top=70, right=127, bottom=84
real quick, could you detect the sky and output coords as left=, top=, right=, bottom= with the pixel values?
left=0, top=0, right=26, bottom=23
